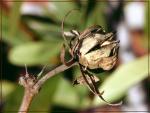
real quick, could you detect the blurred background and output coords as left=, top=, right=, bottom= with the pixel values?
left=0, top=0, right=149, bottom=113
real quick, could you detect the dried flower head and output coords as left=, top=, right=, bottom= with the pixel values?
left=61, top=9, right=122, bottom=106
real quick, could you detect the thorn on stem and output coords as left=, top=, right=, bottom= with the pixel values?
left=25, top=64, right=29, bottom=78
left=37, top=65, right=47, bottom=79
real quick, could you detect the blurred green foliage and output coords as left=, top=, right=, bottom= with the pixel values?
left=9, top=41, right=62, bottom=66
left=93, top=55, right=149, bottom=106
left=145, top=2, right=150, bottom=48
left=1, top=0, right=149, bottom=112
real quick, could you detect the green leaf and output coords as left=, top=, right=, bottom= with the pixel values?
left=24, top=18, right=62, bottom=41
left=53, top=77, right=80, bottom=109
left=1, top=81, right=16, bottom=100
left=29, top=75, right=61, bottom=111
left=74, top=85, right=91, bottom=109
left=92, top=55, right=149, bottom=106
left=2, top=11, right=31, bottom=46
left=144, top=2, right=149, bottom=48
left=47, top=2, right=78, bottom=25
left=85, top=2, right=107, bottom=29
left=9, top=41, right=62, bottom=66
left=4, top=84, right=24, bottom=111
left=9, top=2, right=22, bottom=38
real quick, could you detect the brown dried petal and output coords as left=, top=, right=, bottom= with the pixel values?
left=79, top=42, right=118, bottom=69
left=99, top=55, right=117, bottom=70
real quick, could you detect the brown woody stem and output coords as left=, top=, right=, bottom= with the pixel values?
left=18, top=90, right=35, bottom=113
left=34, top=63, right=77, bottom=90
left=18, top=62, right=77, bottom=113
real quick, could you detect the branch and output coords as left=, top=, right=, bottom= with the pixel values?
left=18, top=62, right=77, bottom=113
left=34, top=62, right=77, bottom=90
left=18, top=90, right=34, bottom=113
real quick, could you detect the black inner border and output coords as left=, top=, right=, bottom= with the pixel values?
left=1, top=0, right=149, bottom=112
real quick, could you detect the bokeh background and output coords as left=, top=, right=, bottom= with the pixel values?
left=0, top=0, right=149, bottom=113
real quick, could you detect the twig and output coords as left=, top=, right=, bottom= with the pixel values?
left=18, top=62, right=77, bottom=113
left=34, top=63, right=77, bottom=90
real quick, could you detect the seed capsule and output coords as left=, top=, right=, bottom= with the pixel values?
left=75, top=30, right=119, bottom=70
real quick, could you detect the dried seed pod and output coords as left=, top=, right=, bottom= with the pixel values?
left=61, top=10, right=121, bottom=106
left=78, top=38, right=119, bottom=70
left=74, top=27, right=119, bottom=70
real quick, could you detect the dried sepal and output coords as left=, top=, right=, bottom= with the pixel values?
left=80, top=65, right=122, bottom=106
left=99, top=54, right=117, bottom=70
left=60, top=44, right=75, bottom=66
left=73, top=74, right=99, bottom=86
